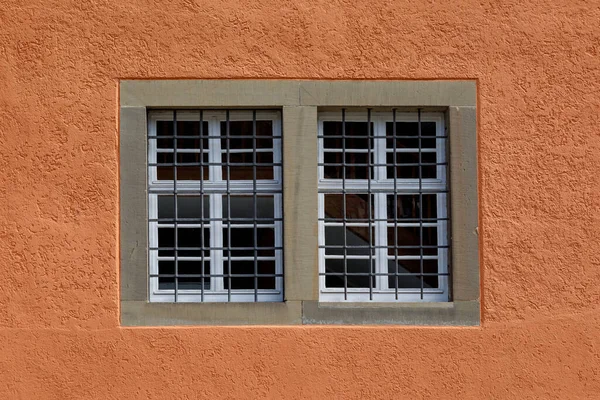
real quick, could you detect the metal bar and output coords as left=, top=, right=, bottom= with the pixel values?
left=367, top=108, right=373, bottom=300
left=173, top=110, right=179, bottom=302
left=418, top=108, right=424, bottom=300
left=199, top=110, right=205, bottom=301
left=393, top=109, right=399, bottom=299
left=342, top=109, right=348, bottom=300
left=253, top=110, right=259, bottom=302
left=226, top=110, right=232, bottom=302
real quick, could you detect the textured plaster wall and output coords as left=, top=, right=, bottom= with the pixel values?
left=0, top=0, right=599, bottom=398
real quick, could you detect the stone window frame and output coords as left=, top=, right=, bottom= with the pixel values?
left=120, top=80, right=479, bottom=326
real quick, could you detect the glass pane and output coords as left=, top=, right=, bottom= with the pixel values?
left=220, top=121, right=273, bottom=149
left=386, top=151, right=436, bottom=179
left=325, top=259, right=375, bottom=288
left=324, top=194, right=373, bottom=220
left=157, top=227, right=210, bottom=257
left=158, top=195, right=209, bottom=222
left=386, top=121, right=436, bottom=149
left=386, top=194, right=437, bottom=220
left=177, top=227, right=210, bottom=257
left=323, top=121, right=373, bottom=149
left=323, top=152, right=372, bottom=179
left=156, top=121, right=209, bottom=149
left=387, top=226, right=437, bottom=256
left=324, top=226, right=374, bottom=256
left=156, top=153, right=209, bottom=181
left=223, top=260, right=276, bottom=290
left=223, top=227, right=275, bottom=251
left=222, top=196, right=274, bottom=219
left=387, top=259, right=439, bottom=288
left=158, top=260, right=210, bottom=290
left=222, top=152, right=274, bottom=180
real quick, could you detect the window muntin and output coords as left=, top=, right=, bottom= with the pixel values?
left=318, top=109, right=449, bottom=302
left=148, top=110, right=283, bottom=302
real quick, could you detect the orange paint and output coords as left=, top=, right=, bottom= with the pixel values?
left=1, top=0, right=599, bottom=398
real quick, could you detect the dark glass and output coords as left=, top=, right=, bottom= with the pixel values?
left=157, top=227, right=210, bottom=257
left=223, top=227, right=275, bottom=257
left=156, top=120, right=209, bottom=149
left=222, top=151, right=274, bottom=180
left=385, top=121, right=437, bottom=149
left=220, top=121, right=273, bottom=150
left=156, top=152, right=209, bottom=180
left=223, top=260, right=276, bottom=290
left=323, top=121, right=373, bottom=149
left=222, top=196, right=274, bottom=219
left=323, top=152, right=372, bottom=179
left=386, top=226, right=438, bottom=256
left=386, top=151, right=437, bottom=179
left=158, top=195, right=210, bottom=222
left=386, top=194, right=437, bottom=220
left=158, top=260, right=210, bottom=290
left=387, top=259, right=438, bottom=289
left=323, top=193, right=373, bottom=221
left=324, top=226, right=374, bottom=256
left=325, top=259, right=375, bottom=288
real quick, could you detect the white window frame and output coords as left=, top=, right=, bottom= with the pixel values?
left=318, top=110, right=449, bottom=302
left=147, top=110, right=283, bottom=302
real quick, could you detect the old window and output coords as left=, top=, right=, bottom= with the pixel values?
left=120, top=80, right=478, bottom=325
left=318, top=109, right=448, bottom=302
left=147, top=110, right=283, bottom=302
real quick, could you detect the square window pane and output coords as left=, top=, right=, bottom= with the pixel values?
left=386, top=194, right=437, bottom=220
left=325, top=258, right=375, bottom=288
left=222, top=196, right=275, bottom=219
left=223, top=227, right=275, bottom=249
left=386, top=151, right=437, bottom=179
left=158, top=195, right=209, bottom=222
left=323, top=152, right=372, bottom=179
left=387, top=259, right=439, bottom=289
left=386, top=226, right=438, bottom=256
left=156, top=121, right=209, bottom=149
left=223, top=260, right=276, bottom=290
left=323, top=121, right=373, bottom=149
left=158, top=260, right=210, bottom=290
left=324, top=193, right=374, bottom=221
left=324, top=226, right=374, bottom=256
left=385, top=121, right=436, bottom=149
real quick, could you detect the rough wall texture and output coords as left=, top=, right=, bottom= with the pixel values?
left=0, top=0, right=599, bottom=398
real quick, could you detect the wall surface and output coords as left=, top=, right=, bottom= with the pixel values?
left=0, top=0, right=599, bottom=398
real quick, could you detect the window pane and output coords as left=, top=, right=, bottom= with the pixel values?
left=223, top=227, right=275, bottom=250
left=387, top=259, right=439, bottom=289
left=324, top=194, right=374, bottom=220
left=386, top=121, right=436, bottom=149
left=325, top=259, right=375, bottom=288
left=387, top=194, right=437, bottom=220
left=223, top=260, right=276, bottom=290
left=323, top=121, right=373, bottom=149
left=158, top=260, right=210, bottom=290
left=323, top=152, right=372, bottom=179
left=222, top=196, right=274, bottom=219
left=156, top=120, right=209, bottom=149
left=386, top=151, right=436, bottom=179
left=158, top=195, right=209, bottom=222
left=387, top=226, right=438, bottom=256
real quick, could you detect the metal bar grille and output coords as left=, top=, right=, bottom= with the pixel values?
left=147, top=109, right=283, bottom=303
left=318, top=108, right=450, bottom=302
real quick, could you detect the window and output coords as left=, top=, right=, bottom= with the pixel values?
left=318, top=109, right=448, bottom=302
left=120, top=80, right=479, bottom=325
left=147, top=110, right=283, bottom=302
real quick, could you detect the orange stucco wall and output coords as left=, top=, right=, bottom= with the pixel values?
left=1, top=1, right=599, bottom=398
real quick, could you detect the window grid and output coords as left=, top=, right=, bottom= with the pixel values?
left=318, top=108, right=450, bottom=302
left=147, top=109, right=283, bottom=303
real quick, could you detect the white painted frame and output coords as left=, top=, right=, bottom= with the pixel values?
left=318, top=111, right=448, bottom=302
left=148, top=110, right=283, bottom=302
